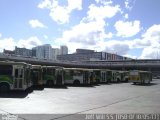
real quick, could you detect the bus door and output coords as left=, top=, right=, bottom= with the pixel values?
left=101, top=71, right=106, bottom=83
left=89, top=72, right=94, bottom=84
left=83, top=71, right=89, bottom=84
left=13, top=67, right=24, bottom=89
left=56, top=70, right=63, bottom=85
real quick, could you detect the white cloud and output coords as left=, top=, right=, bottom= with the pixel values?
left=102, top=40, right=130, bottom=55
left=52, top=3, right=121, bottom=53
left=0, top=36, right=42, bottom=52
left=38, top=0, right=82, bottom=24
left=17, top=36, right=42, bottom=49
left=29, top=19, right=47, bottom=28
left=125, top=0, right=130, bottom=10
left=140, top=46, right=160, bottom=59
left=86, top=4, right=121, bottom=21
left=53, top=20, right=106, bottom=53
left=0, top=33, right=2, bottom=38
left=95, top=0, right=113, bottom=5
left=38, top=0, right=52, bottom=9
left=123, top=54, right=137, bottom=59
left=114, top=20, right=141, bottom=37
left=49, top=5, right=70, bottom=24
left=0, top=37, right=16, bottom=52
left=67, top=0, right=82, bottom=11
left=139, top=24, right=160, bottom=59
left=142, top=24, right=160, bottom=41
left=124, top=13, right=128, bottom=19
left=125, top=0, right=136, bottom=11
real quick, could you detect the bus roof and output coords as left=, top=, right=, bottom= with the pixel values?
left=64, top=68, right=93, bottom=71
left=42, top=66, right=63, bottom=69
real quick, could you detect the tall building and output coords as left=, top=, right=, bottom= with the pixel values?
left=15, top=46, right=32, bottom=57
left=60, top=45, right=68, bottom=55
left=52, top=48, right=60, bottom=60
left=32, top=44, right=53, bottom=60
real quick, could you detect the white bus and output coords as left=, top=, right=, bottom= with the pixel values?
left=129, top=70, right=152, bottom=84
left=0, top=61, right=32, bottom=92
left=64, top=68, right=91, bottom=85
left=42, top=66, right=64, bottom=86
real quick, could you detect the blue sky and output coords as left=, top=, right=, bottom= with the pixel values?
left=0, top=0, right=160, bottom=59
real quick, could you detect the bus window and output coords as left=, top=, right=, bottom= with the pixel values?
left=15, top=69, right=18, bottom=78
left=0, top=65, right=12, bottom=75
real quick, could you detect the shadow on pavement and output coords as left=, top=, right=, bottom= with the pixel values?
left=66, top=84, right=96, bottom=88
left=31, top=85, right=44, bottom=91
left=0, top=90, right=30, bottom=98
left=44, top=85, right=68, bottom=89
left=131, top=82, right=158, bottom=86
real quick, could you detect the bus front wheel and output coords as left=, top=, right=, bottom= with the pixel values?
left=0, top=83, right=10, bottom=92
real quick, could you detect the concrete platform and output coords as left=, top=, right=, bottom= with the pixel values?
left=0, top=79, right=160, bottom=120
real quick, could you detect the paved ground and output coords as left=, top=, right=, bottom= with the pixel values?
left=0, top=79, right=160, bottom=120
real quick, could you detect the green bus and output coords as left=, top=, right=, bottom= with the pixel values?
left=94, top=69, right=112, bottom=83
left=0, top=61, right=32, bottom=92
left=42, top=66, right=64, bottom=86
left=64, top=68, right=91, bottom=85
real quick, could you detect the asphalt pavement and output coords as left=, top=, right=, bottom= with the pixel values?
left=0, top=79, right=160, bottom=120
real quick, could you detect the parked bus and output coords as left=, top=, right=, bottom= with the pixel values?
left=112, top=71, right=129, bottom=82
left=0, top=61, right=32, bottom=92
left=106, top=70, right=113, bottom=83
left=118, top=71, right=129, bottom=82
left=129, top=70, right=152, bottom=84
left=64, top=68, right=91, bottom=85
left=93, top=69, right=101, bottom=84
left=42, top=66, right=64, bottom=86
left=111, top=70, right=121, bottom=83
left=93, top=69, right=113, bottom=84
left=31, top=65, right=43, bottom=86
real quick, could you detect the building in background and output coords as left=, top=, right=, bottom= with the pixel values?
left=52, top=48, right=60, bottom=60
left=3, top=49, right=15, bottom=55
left=57, top=48, right=131, bottom=61
left=32, top=44, right=53, bottom=60
left=60, top=45, right=68, bottom=55
left=15, top=46, right=32, bottom=57
left=76, top=49, right=94, bottom=54
left=2, top=45, right=131, bottom=61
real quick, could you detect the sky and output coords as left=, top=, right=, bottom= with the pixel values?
left=0, top=0, right=160, bottom=59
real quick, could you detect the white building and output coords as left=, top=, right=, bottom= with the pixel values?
left=60, top=45, right=68, bottom=55
left=33, top=44, right=53, bottom=60
left=52, top=48, right=60, bottom=60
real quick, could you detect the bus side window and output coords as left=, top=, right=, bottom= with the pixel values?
left=70, top=70, right=74, bottom=76
left=15, top=69, right=18, bottom=78
left=20, top=69, right=23, bottom=78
